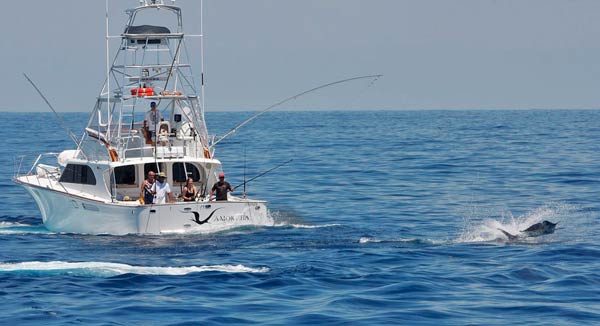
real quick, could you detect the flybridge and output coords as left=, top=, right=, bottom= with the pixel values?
left=77, top=0, right=210, bottom=162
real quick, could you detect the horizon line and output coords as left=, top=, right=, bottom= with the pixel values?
left=2, top=107, right=600, bottom=113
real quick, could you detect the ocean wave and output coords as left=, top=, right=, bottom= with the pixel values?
left=0, top=222, right=30, bottom=228
left=0, top=261, right=269, bottom=277
left=359, top=237, right=446, bottom=245
left=0, top=222, right=51, bottom=235
left=359, top=237, right=414, bottom=244
left=286, top=223, right=341, bottom=229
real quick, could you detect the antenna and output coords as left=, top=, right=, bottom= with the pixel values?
left=243, top=147, right=247, bottom=198
left=105, top=0, right=111, bottom=140
left=200, top=0, right=206, bottom=113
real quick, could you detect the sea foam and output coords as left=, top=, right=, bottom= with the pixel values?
left=0, top=261, right=269, bottom=277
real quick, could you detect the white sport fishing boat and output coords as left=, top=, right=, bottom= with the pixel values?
left=13, top=0, right=271, bottom=234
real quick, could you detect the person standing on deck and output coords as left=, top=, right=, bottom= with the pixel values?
left=151, top=172, right=174, bottom=204
left=139, top=171, right=156, bottom=204
left=143, top=101, right=163, bottom=143
left=210, top=172, right=234, bottom=201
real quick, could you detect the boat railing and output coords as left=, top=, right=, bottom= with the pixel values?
left=13, top=152, right=71, bottom=194
left=122, top=144, right=153, bottom=160
left=18, top=152, right=61, bottom=176
left=34, top=164, right=62, bottom=187
left=117, top=133, right=145, bottom=159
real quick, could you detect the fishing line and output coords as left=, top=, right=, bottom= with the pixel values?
left=233, top=159, right=293, bottom=189
left=210, top=74, right=383, bottom=149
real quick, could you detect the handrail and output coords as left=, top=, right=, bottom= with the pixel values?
left=26, top=152, right=61, bottom=175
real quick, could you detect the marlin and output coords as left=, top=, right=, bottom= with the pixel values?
left=498, top=220, right=558, bottom=240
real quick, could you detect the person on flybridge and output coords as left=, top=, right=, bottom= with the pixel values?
left=210, top=173, right=235, bottom=201
left=143, top=101, right=163, bottom=144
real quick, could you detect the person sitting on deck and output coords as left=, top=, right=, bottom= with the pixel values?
left=210, top=172, right=234, bottom=201
left=157, top=121, right=170, bottom=146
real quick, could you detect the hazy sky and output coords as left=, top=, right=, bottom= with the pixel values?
left=2, top=0, right=600, bottom=112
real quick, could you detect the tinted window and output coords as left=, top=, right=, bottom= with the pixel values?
left=114, top=165, right=136, bottom=185
left=144, top=163, right=164, bottom=178
left=173, top=163, right=201, bottom=182
left=59, top=164, right=96, bottom=185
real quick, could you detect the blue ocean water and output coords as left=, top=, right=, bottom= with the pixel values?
left=2, top=110, right=600, bottom=325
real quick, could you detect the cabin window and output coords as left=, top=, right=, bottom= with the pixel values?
left=114, top=165, right=136, bottom=185
left=172, top=163, right=201, bottom=182
left=59, top=164, right=96, bottom=185
left=144, top=162, right=165, bottom=177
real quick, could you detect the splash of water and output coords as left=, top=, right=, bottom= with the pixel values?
left=457, top=202, right=573, bottom=243
left=0, top=222, right=51, bottom=235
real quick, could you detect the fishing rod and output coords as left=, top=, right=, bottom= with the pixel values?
left=23, top=73, right=80, bottom=146
left=210, top=74, right=383, bottom=149
left=233, top=159, right=293, bottom=189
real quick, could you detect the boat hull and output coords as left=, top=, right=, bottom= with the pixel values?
left=20, top=183, right=270, bottom=235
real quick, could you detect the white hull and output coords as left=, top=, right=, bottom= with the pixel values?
left=21, top=183, right=270, bottom=235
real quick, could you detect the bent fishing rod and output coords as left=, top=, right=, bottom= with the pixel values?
left=233, top=159, right=293, bottom=189
left=210, top=74, right=383, bottom=149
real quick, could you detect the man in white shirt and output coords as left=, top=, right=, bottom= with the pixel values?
left=144, top=101, right=163, bottom=142
left=151, top=172, right=174, bottom=204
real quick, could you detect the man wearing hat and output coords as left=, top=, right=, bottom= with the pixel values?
left=150, top=172, right=174, bottom=204
left=143, top=101, right=163, bottom=143
left=210, top=172, right=234, bottom=201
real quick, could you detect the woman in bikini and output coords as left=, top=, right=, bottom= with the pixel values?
left=182, top=177, right=197, bottom=202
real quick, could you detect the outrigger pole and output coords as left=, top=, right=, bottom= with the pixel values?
left=23, top=73, right=81, bottom=147
left=209, top=74, right=383, bottom=149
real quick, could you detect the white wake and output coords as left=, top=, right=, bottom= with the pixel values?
left=0, top=261, right=269, bottom=277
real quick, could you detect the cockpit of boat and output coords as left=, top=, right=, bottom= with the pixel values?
left=55, top=159, right=214, bottom=203
left=112, top=161, right=211, bottom=202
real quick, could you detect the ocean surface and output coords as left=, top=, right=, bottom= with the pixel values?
left=2, top=110, right=600, bottom=325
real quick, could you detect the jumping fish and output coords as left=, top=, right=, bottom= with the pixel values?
left=498, top=220, right=558, bottom=240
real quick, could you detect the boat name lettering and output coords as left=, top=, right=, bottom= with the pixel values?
left=214, top=215, right=250, bottom=222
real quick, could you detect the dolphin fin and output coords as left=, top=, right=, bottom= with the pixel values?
left=498, top=228, right=518, bottom=240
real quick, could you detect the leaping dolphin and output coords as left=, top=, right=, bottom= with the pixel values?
left=498, top=220, right=558, bottom=240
